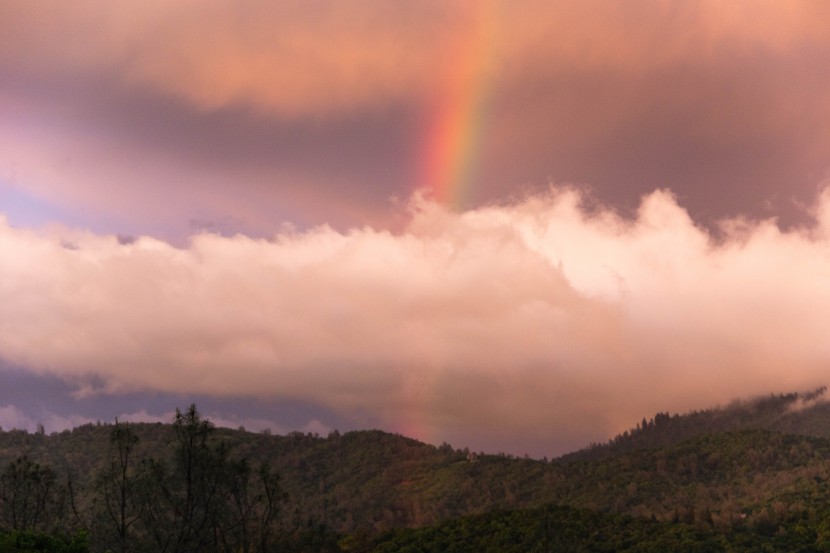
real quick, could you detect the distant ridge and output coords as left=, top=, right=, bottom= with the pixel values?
left=561, top=386, right=830, bottom=462
left=5, top=390, right=830, bottom=550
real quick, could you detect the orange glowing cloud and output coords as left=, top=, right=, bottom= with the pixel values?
left=2, top=1, right=828, bottom=118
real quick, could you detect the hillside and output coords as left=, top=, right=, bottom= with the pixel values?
left=4, top=392, right=830, bottom=551
left=562, top=387, right=830, bottom=462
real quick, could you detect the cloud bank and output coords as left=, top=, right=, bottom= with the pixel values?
left=2, top=1, right=828, bottom=117
left=2, top=188, right=830, bottom=455
left=3, top=1, right=830, bottom=240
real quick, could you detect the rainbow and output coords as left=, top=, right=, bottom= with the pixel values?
left=419, top=5, right=498, bottom=209
left=397, top=7, right=500, bottom=447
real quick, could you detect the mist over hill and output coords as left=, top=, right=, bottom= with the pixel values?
left=563, top=386, right=830, bottom=462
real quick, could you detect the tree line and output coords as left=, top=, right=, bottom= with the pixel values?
left=7, top=392, right=830, bottom=551
left=0, top=405, right=297, bottom=553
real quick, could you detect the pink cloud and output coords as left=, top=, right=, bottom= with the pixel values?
left=2, top=2, right=828, bottom=118
left=3, top=1, right=830, bottom=239
left=2, top=188, right=830, bottom=454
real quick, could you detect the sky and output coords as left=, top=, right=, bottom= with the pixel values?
left=2, top=1, right=830, bottom=457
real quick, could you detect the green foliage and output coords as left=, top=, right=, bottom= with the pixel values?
left=367, top=505, right=732, bottom=553
left=0, top=456, right=66, bottom=533
left=0, top=529, right=88, bottom=553
left=7, top=393, right=830, bottom=551
left=93, top=419, right=140, bottom=553
left=124, top=404, right=287, bottom=553
left=563, top=387, right=830, bottom=463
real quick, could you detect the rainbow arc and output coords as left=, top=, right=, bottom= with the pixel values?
left=419, top=4, right=499, bottom=210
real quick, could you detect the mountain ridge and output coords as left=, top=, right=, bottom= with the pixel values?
left=4, top=389, right=830, bottom=551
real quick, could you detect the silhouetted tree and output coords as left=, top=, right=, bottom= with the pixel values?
left=0, top=456, right=65, bottom=532
left=95, top=419, right=141, bottom=553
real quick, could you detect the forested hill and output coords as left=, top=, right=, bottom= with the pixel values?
left=561, top=386, right=830, bottom=462
left=4, top=392, right=830, bottom=551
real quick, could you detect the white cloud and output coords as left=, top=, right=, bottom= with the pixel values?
left=0, top=405, right=96, bottom=433
left=113, top=408, right=299, bottom=436
left=2, top=188, right=830, bottom=455
left=0, top=405, right=35, bottom=432
left=0, top=405, right=310, bottom=439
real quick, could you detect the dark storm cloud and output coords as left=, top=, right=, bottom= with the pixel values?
left=477, top=34, right=830, bottom=227
left=2, top=1, right=830, bottom=238
left=0, top=360, right=348, bottom=438
left=0, top=67, right=421, bottom=236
